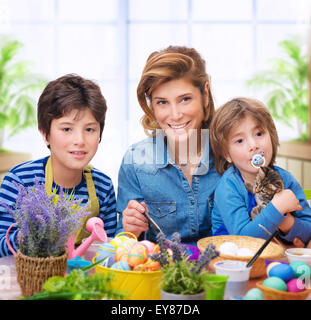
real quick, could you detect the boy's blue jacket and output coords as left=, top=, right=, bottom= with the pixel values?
left=212, top=165, right=311, bottom=243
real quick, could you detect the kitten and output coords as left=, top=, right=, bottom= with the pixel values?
left=245, top=166, right=284, bottom=220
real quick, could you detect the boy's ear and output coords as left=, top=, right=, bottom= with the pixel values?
left=40, top=130, right=49, bottom=147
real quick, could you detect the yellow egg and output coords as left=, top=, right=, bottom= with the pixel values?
left=266, top=262, right=281, bottom=276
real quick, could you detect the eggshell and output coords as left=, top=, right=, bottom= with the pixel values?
left=269, top=264, right=294, bottom=282
left=139, top=240, right=155, bottom=254
left=133, top=258, right=161, bottom=272
left=289, top=260, right=311, bottom=279
left=219, top=242, right=238, bottom=256
left=97, top=243, right=116, bottom=258
left=286, top=278, right=306, bottom=292
left=266, top=262, right=281, bottom=276
left=243, top=288, right=264, bottom=300
left=99, top=255, right=116, bottom=268
left=127, top=243, right=148, bottom=267
left=262, top=277, right=287, bottom=291
left=115, top=248, right=129, bottom=262
left=236, top=247, right=254, bottom=257
left=111, top=261, right=131, bottom=271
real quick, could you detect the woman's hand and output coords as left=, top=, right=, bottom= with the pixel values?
left=122, top=200, right=149, bottom=238
left=293, top=237, right=311, bottom=248
left=271, top=189, right=302, bottom=215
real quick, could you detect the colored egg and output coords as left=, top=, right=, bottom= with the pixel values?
left=110, top=235, right=137, bottom=250
left=99, top=255, right=116, bottom=268
left=127, top=243, right=148, bottom=267
left=269, top=264, right=294, bottom=282
left=263, top=277, right=287, bottom=292
left=111, top=261, right=131, bottom=271
left=266, top=262, right=281, bottom=276
left=287, top=278, right=306, bottom=293
left=97, top=243, right=116, bottom=258
left=139, top=240, right=155, bottom=254
left=115, top=248, right=129, bottom=262
left=243, top=288, right=264, bottom=300
left=133, top=258, right=161, bottom=272
left=289, top=260, right=311, bottom=279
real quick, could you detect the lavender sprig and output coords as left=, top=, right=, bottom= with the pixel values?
left=191, top=243, right=219, bottom=274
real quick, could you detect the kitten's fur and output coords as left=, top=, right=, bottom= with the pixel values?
left=245, top=167, right=284, bottom=220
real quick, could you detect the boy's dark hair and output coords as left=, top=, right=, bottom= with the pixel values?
left=37, top=74, right=107, bottom=141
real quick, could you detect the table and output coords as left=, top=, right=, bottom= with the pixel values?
left=0, top=255, right=21, bottom=300
left=1, top=252, right=311, bottom=300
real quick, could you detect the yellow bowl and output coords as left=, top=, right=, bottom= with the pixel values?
left=93, top=258, right=162, bottom=300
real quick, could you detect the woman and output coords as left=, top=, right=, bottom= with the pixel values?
left=116, top=46, right=220, bottom=245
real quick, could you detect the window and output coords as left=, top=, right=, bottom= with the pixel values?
left=1, top=0, right=310, bottom=187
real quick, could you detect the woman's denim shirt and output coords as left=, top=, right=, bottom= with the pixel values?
left=116, top=130, right=220, bottom=245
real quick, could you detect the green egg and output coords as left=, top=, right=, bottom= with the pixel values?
left=243, top=288, right=264, bottom=300
left=289, top=261, right=311, bottom=279
left=263, top=277, right=287, bottom=291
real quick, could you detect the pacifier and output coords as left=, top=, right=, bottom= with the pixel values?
left=251, top=151, right=265, bottom=169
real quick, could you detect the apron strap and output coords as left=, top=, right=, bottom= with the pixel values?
left=44, top=156, right=100, bottom=245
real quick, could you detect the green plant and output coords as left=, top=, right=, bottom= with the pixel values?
left=247, top=35, right=309, bottom=141
left=0, top=35, right=47, bottom=144
left=21, top=268, right=126, bottom=300
left=150, top=232, right=219, bottom=295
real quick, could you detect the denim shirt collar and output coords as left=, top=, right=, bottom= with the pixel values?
left=153, top=129, right=211, bottom=175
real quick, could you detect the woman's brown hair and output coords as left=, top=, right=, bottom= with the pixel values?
left=137, top=46, right=215, bottom=135
left=210, top=97, right=280, bottom=175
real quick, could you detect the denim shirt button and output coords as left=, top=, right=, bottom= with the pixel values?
left=191, top=228, right=196, bottom=232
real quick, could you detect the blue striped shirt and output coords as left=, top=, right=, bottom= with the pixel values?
left=0, top=156, right=117, bottom=257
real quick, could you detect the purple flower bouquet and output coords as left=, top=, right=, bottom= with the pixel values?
left=3, top=178, right=91, bottom=258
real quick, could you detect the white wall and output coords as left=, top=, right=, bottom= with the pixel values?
left=1, top=0, right=310, bottom=189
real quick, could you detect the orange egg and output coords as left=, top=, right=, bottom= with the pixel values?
left=115, top=248, right=128, bottom=262
left=127, top=243, right=148, bottom=267
left=133, top=259, right=161, bottom=272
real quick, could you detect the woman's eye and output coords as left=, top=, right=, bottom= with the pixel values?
left=62, top=127, right=71, bottom=132
left=181, top=96, right=191, bottom=102
left=157, top=100, right=167, bottom=105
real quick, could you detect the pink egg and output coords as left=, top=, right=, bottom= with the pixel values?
left=287, top=278, right=306, bottom=292
left=139, top=240, right=155, bottom=254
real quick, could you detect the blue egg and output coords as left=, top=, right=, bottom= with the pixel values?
left=269, top=263, right=294, bottom=282
left=100, top=255, right=116, bottom=268
left=111, top=261, right=131, bottom=271
left=97, top=243, right=116, bottom=258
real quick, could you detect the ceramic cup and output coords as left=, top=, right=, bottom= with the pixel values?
left=214, top=260, right=251, bottom=299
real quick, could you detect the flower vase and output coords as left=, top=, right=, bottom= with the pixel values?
left=160, top=289, right=206, bottom=300
left=15, top=250, right=67, bottom=298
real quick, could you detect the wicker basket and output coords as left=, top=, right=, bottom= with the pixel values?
left=197, top=235, right=284, bottom=279
left=15, top=250, right=67, bottom=298
left=256, top=281, right=311, bottom=300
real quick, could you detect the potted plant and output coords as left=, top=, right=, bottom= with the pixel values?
left=2, top=178, right=91, bottom=297
left=0, top=35, right=47, bottom=177
left=150, top=232, right=219, bottom=300
left=247, top=35, right=309, bottom=141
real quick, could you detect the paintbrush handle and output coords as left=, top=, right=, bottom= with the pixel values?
left=246, top=229, right=279, bottom=268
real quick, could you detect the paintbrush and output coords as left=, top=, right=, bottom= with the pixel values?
left=246, top=229, right=279, bottom=268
